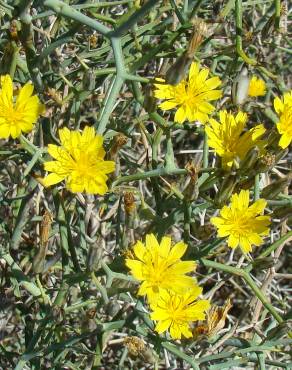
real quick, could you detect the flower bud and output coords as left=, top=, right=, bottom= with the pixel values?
left=83, top=69, right=96, bottom=91
left=109, top=133, right=128, bottom=159
left=105, top=299, right=121, bottom=317
left=165, top=52, right=192, bottom=85
left=252, top=257, right=275, bottom=271
left=235, top=177, right=254, bottom=192
left=261, top=174, right=292, bottom=199
left=33, top=210, right=53, bottom=274
left=215, top=174, right=238, bottom=206
left=272, top=206, right=292, bottom=220
left=124, top=336, right=156, bottom=363
left=143, top=85, right=156, bottom=113
left=9, top=20, right=20, bottom=41
left=239, top=147, right=260, bottom=175
left=254, top=149, right=287, bottom=174
left=196, top=223, right=216, bottom=241
left=88, top=33, right=98, bottom=48
left=86, top=240, right=103, bottom=272
left=166, top=19, right=208, bottom=85
left=232, top=67, right=249, bottom=105
left=267, top=321, right=292, bottom=340
left=199, top=171, right=222, bottom=192
left=183, top=161, right=200, bottom=201
left=124, top=192, right=136, bottom=228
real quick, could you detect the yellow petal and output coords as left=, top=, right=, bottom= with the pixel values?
left=159, top=236, right=171, bottom=258
left=169, top=241, right=187, bottom=260
left=43, top=173, right=65, bottom=187
left=174, top=106, right=187, bottom=123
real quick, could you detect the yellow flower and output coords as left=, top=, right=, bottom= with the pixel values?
left=154, top=62, right=222, bottom=124
left=150, top=287, right=210, bottom=340
left=274, top=90, right=292, bottom=149
left=125, top=234, right=196, bottom=303
left=205, top=110, right=266, bottom=169
left=43, top=126, right=115, bottom=195
left=0, top=75, right=44, bottom=139
left=248, top=76, right=266, bottom=97
left=211, top=190, right=271, bottom=253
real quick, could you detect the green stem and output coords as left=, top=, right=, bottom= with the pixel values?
left=183, top=200, right=191, bottom=243
left=245, top=230, right=292, bottom=270
left=201, top=258, right=283, bottom=323
left=91, top=272, right=109, bottom=304
left=64, top=298, right=100, bottom=313
left=59, top=197, right=80, bottom=272
left=274, top=0, right=281, bottom=31
left=190, top=0, right=204, bottom=18
left=1, top=253, right=41, bottom=297
left=254, top=173, right=260, bottom=200
left=112, top=167, right=188, bottom=187
left=44, top=0, right=110, bottom=35
left=10, top=178, right=38, bottom=250
left=165, top=129, right=177, bottom=171
left=109, top=0, right=158, bottom=37
left=169, top=0, right=185, bottom=25
left=9, top=42, right=19, bottom=78
left=162, top=342, right=200, bottom=370
left=235, top=0, right=257, bottom=65
left=19, top=1, right=44, bottom=91
left=95, top=75, right=124, bottom=134
left=203, top=130, right=209, bottom=168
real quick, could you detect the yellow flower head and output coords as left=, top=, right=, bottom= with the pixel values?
left=150, top=287, right=210, bottom=340
left=154, top=62, right=222, bottom=124
left=205, top=110, right=266, bottom=169
left=126, top=234, right=196, bottom=303
left=274, top=90, right=292, bottom=149
left=248, top=76, right=266, bottom=97
left=43, top=126, right=115, bottom=195
left=0, top=75, right=44, bottom=139
left=211, top=190, right=271, bottom=253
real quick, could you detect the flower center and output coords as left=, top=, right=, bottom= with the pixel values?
left=231, top=214, right=252, bottom=235
left=73, top=151, right=97, bottom=177
left=1, top=105, right=23, bottom=124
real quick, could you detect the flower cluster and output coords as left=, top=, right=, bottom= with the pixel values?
left=0, top=66, right=285, bottom=342
left=126, top=234, right=210, bottom=339
left=0, top=75, right=115, bottom=195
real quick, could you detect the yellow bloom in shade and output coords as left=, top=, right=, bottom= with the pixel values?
left=43, top=126, right=115, bottom=195
left=150, top=287, right=210, bottom=340
left=248, top=76, right=266, bottom=97
left=154, top=62, right=222, bottom=124
left=274, top=90, right=292, bottom=149
left=211, top=190, right=271, bottom=253
left=205, top=110, right=266, bottom=169
left=125, top=234, right=196, bottom=303
left=0, top=75, right=44, bottom=139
